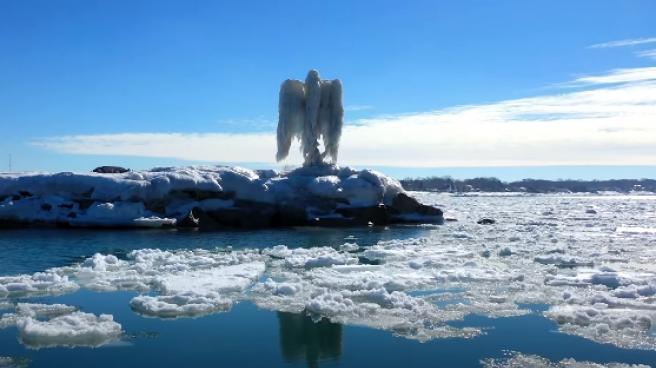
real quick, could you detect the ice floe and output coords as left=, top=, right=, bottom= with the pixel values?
left=0, top=272, right=78, bottom=298
left=0, top=302, right=121, bottom=349
left=481, top=351, right=650, bottom=368
left=16, top=311, right=122, bottom=349
left=0, top=356, right=30, bottom=368
left=1, top=192, right=655, bottom=351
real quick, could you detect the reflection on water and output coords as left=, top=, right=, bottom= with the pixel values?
left=278, top=312, right=342, bottom=368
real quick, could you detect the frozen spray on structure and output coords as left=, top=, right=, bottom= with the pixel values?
left=276, top=70, right=344, bottom=166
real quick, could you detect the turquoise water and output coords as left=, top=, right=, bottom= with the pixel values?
left=1, top=226, right=656, bottom=367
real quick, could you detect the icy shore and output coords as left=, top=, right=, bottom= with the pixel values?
left=0, top=165, right=443, bottom=229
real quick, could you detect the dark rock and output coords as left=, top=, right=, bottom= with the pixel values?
left=477, top=218, right=496, bottom=225
left=144, top=200, right=167, bottom=214
left=67, top=212, right=77, bottom=218
left=75, top=199, right=95, bottom=211
left=93, top=166, right=130, bottom=174
left=388, top=193, right=444, bottom=223
left=498, top=247, right=512, bottom=257
left=391, top=193, right=422, bottom=213
left=175, top=189, right=234, bottom=201
left=272, top=205, right=308, bottom=227
left=18, top=191, right=32, bottom=197
left=177, top=209, right=200, bottom=228
left=336, top=204, right=390, bottom=226
left=40, top=203, right=52, bottom=211
left=0, top=218, right=30, bottom=228
left=206, top=205, right=277, bottom=228
left=58, top=203, right=74, bottom=209
left=192, top=208, right=222, bottom=230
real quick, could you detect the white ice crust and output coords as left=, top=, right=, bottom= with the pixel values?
left=0, top=165, right=404, bottom=227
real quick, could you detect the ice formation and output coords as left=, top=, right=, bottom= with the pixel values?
left=276, top=70, right=343, bottom=166
left=0, top=165, right=442, bottom=228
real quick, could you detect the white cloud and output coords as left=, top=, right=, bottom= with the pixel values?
left=345, top=104, right=374, bottom=112
left=33, top=68, right=656, bottom=168
left=636, top=49, right=656, bottom=60
left=589, top=37, right=656, bottom=49
left=565, top=67, right=656, bottom=86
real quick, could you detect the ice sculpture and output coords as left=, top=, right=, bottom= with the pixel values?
left=276, top=70, right=344, bottom=166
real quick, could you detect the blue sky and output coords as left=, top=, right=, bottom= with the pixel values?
left=1, top=0, right=656, bottom=179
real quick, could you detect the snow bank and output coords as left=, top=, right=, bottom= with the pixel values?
left=0, top=164, right=435, bottom=228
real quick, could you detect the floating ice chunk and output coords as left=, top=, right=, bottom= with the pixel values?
left=152, top=262, right=265, bottom=295
left=612, top=283, right=656, bottom=299
left=262, top=278, right=300, bottom=296
left=81, top=254, right=122, bottom=272
left=133, top=216, right=176, bottom=228
left=546, top=304, right=656, bottom=350
left=128, top=258, right=265, bottom=319
left=266, top=245, right=294, bottom=259
left=16, top=311, right=122, bottom=349
left=534, top=255, right=593, bottom=267
left=339, top=242, right=359, bottom=252
left=305, top=287, right=478, bottom=341
left=15, top=303, right=78, bottom=319
left=0, top=314, right=16, bottom=329
left=1, top=303, right=79, bottom=330
left=130, top=292, right=232, bottom=318
left=616, top=226, right=656, bottom=234
left=264, top=246, right=358, bottom=268
left=481, top=351, right=650, bottom=368
left=0, top=271, right=78, bottom=298
left=0, top=356, right=30, bottom=368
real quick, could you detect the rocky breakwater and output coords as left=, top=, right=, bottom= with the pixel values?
left=0, top=165, right=443, bottom=229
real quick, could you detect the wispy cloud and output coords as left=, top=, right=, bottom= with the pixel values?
left=636, top=49, right=656, bottom=60
left=589, top=37, right=656, bottom=49
left=33, top=67, right=656, bottom=168
left=568, top=67, right=656, bottom=86
left=345, top=104, right=374, bottom=112
left=216, top=117, right=275, bottom=131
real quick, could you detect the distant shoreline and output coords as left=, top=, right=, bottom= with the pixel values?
left=400, top=177, right=656, bottom=194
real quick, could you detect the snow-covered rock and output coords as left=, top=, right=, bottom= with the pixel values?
left=0, top=165, right=442, bottom=228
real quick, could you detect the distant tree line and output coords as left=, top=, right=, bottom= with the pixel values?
left=399, top=176, right=656, bottom=193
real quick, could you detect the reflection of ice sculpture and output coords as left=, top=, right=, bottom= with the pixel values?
left=276, top=70, right=344, bottom=166
left=277, top=311, right=342, bottom=368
